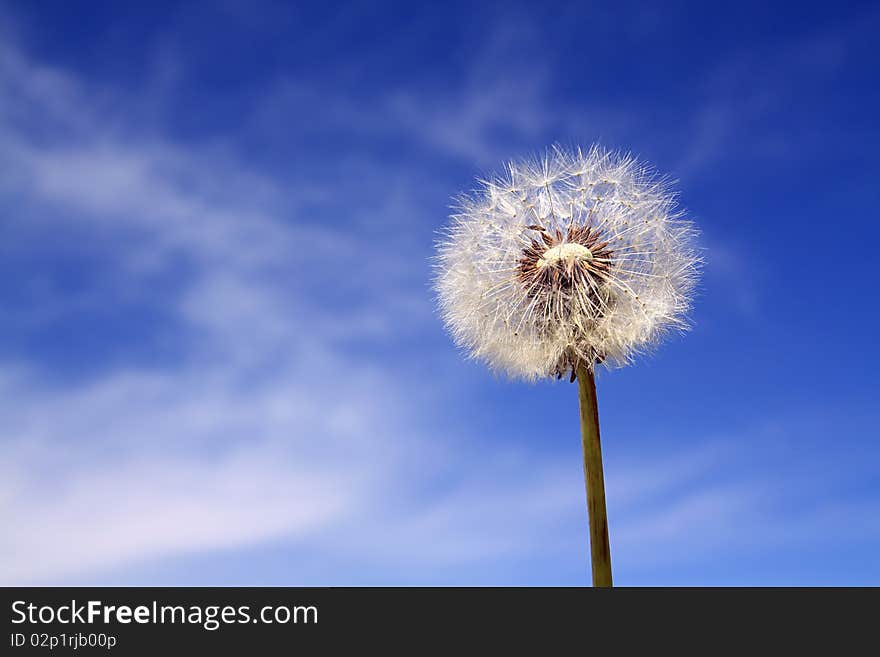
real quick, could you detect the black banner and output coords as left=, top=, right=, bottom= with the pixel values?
left=2, top=587, right=875, bottom=653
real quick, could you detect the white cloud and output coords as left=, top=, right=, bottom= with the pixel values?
left=0, top=31, right=571, bottom=583
left=0, top=445, right=353, bottom=583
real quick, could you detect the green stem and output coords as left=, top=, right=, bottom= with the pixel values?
left=576, top=362, right=613, bottom=587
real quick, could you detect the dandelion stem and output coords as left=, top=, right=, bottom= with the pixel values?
left=576, top=361, right=613, bottom=587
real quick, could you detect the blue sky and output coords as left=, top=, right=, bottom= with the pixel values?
left=1, top=0, right=878, bottom=585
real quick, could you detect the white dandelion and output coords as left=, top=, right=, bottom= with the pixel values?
left=437, top=145, right=699, bottom=381
left=434, top=145, right=701, bottom=586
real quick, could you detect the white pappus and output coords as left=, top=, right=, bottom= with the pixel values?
left=435, top=145, right=701, bottom=381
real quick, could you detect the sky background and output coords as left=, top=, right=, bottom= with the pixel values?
left=1, top=0, right=878, bottom=586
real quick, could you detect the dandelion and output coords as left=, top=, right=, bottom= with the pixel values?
left=435, top=145, right=700, bottom=586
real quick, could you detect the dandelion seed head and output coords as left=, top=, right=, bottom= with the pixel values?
left=434, top=145, right=701, bottom=380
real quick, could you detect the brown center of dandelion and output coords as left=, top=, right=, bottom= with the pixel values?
left=516, top=224, right=614, bottom=300
left=516, top=224, right=615, bottom=379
